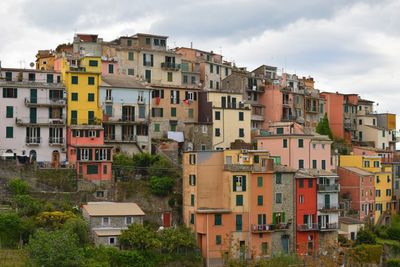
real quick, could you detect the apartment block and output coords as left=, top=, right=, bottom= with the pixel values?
left=0, top=68, right=66, bottom=165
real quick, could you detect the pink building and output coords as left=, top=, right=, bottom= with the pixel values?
left=101, top=59, right=118, bottom=76
left=257, top=123, right=333, bottom=170
left=260, top=84, right=283, bottom=129
left=337, top=166, right=375, bottom=221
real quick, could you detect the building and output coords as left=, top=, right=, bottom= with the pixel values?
left=337, top=166, right=375, bottom=222
left=198, top=91, right=252, bottom=149
left=100, top=75, right=152, bottom=154
left=59, top=55, right=113, bottom=181
left=0, top=68, right=66, bottom=165
left=82, top=202, right=145, bottom=246
left=257, top=122, right=333, bottom=171
left=183, top=149, right=294, bottom=266
left=338, top=217, right=364, bottom=241
left=340, top=155, right=393, bottom=225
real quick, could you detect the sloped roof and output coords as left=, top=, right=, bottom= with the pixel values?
left=82, top=202, right=145, bottom=216
left=339, top=217, right=364, bottom=225
left=340, top=166, right=373, bottom=176
left=101, top=75, right=149, bottom=89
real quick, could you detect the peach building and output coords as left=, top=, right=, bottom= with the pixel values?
left=183, top=149, right=295, bottom=266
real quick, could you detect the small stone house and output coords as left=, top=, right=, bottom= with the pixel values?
left=82, top=202, right=145, bottom=246
left=339, top=217, right=364, bottom=241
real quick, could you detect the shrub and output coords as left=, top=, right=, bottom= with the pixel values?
left=356, top=228, right=376, bottom=245
left=388, top=258, right=400, bottom=267
left=149, top=176, right=175, bottom=196
left=7, top=178, right=29, bottom=195
left=387, top=227, right=400, bottom=241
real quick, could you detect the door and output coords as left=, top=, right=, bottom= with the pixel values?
left=51, top=150, right=60, bottom=168
left=30, top=89, right=37, bottom=103
left=239, top=241, right=245, bottom=260
left=324, top=194, right=330, bottom=209
left=163, top=212, right=171, bottom=227
left=30, top=108, right=37, bottom=123
left=88, top=111, right=94, bottom=124
left=282, top=237, right=289, bottom=254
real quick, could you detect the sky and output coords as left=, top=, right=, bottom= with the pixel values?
left=1, top=0, right=399, bottom=127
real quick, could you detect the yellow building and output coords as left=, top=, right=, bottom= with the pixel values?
left=340, top=155, right=393, bottom=223
left=60, top=57, right=102, bottom=125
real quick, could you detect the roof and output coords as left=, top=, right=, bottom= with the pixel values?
left=132, top=33, right=168, bottom=39
left=93, top=229, right=122, bottom=236
left=82, top=202, right=145, bottom=216
left=339, top=217, right=364, bottom=225
left=101, top=75, right=148, bottom=89
left=274, top=165, right=297, bottom=173
left=296, top=169, right=338, bottom=178
left=339, top=166, right=373, bottom=176
left=358, top=98, right=374, bottom=103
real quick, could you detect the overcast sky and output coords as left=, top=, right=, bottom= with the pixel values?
left=1, top=0, right=399, bottom=126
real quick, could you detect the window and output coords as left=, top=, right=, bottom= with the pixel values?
left=239, top=112, right=244, bottom=121
left=215, top=111, right=221, bottom=120
left=257, top=195, right=263, bottom=205
left=215, top=214, right=222, bottom=225
left=127, top=39, right=132, bottom=46
left=376, top=190, right=381, bottom=197
left=183, top=75, right=188, bottom=84
left=3, top=88, right=17, bottom=98
left=210, top=64, right=214, bottom=73
left=71, top=76, right=78, bottom=84
left=171, top=107, right=177, bottom=117
left=46, top=74, right=53, bottom=83
left=28, top=73, right=35, bottom=81
left=170, top=90, right=180, bottom=104
left=71, top=110, right=77, bottom=124
left=216, top=81, right=220, bottom=90
left=5, top=72, right=12, bottom=81
left=102, top=217, right=110, bottom=225
left=386, top=189, right=391, bottom=196
left=109, top=237, right=116, bottom=245
left=308, top=179, right=313, bottom=188
left=146, top=37, right=151, bottom=45
left=89, top=60, right=98, bottom=67
left=167, top=72, right=173, bottom=82
left=364, top=161, right=370, bottom=168
left=88, top=77, right=95, bottom=85
left=128, top=68, right=134, bottom=75
left=283, top=139, right=288, bottom=148
left=128, top=52, right=134, bottom=61
left=88, top=93, right=95, bottom=102
left=321, top=160, right=326, bottom=170
left=154, top=123, right=160, bottom=132
left=108, top=64, right=114, bottom=74
left=257, top=177, right=263, bottom=187
left=143, top=53, right=153, bottom=66
left=299, top=195, right=304, bottom=204
left=87, top=165, right=98, bottom=174
left=145, top=70, right=151, bottom=83
left=125, top=216, right=133, bottom=225
left=233, top=175, right=246, bottom=192
left=299, top=159, right=304, bottom=169
left=71, top=92, right=78, bottom=101
left=373, top=161, right=379, bottom=167
left=276, top=127, right=284, bottom=134
left=215, top=128, right=221, bottom=137
left=261, top=242, right=268, bottom=255
left=216, top=235, right=222, bottom=245
left=312, top=160, right=317, bottom=169
left=239, top=128, right=244, bottom=138
left=151, top=108, right=163, bottom=117
left=190, top=194, right=195, bottom=206
left=298, top=139, right=304, bottom=148
left=210, top=80, right=213, bottom=88
left=189, top=175, right=196, bottom=186
left=103, top=165, right=108, bottom=174
left=236, top=195, right=243, bottom=206
left=188, top=108, right=194, bottom=118
left=276, top=173, right=282, bottom=184
left=6, top=106, right=13, bottom=118
left=6, top=127, right=13, bottom=138
left=275, top=193, right=282, bottom=203
left=299, top=179, right=304, bottom=188
left=190, top=213, right=195, bottom=224
left=189, top=154, right=196, bottom=164
left=191, top=76, right=196, bottom=84
left=236, top=215, right=242, bottom=231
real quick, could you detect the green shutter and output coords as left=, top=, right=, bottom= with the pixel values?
left=257, top=176, right=263, bottom=187
left=242, top=176, right=246, bottom=191
left=88, top=149, right=93, bottom=160
left=160, top=108, right=163, bottom=117
left=87, top=165, right=98, bottom=174
left=95, top=149, right=99, bottom=160
left=272, top=213, right=277, bottom=225
left=282, top=212, right=286, bottom=223
left=107, top=149, right=111, bottom=160
left=77, top=148, right=81, bottom=160
left=6, top=127, right=13, bottom=138
left=6, top=106, right=13, bottom=118
left=233, top=177, right=237, bottom=191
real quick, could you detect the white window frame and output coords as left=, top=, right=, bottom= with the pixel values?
left=236, top=176, right=243, bottom=192
left=80, top=148, right=90, bottom=161
left=108, top=236, right=116, bottom=245
left=299, top=195, right=304, bottom=204
left=125, top=216, right=133, bottom=225
left=102, top=217, right=110, bottom=226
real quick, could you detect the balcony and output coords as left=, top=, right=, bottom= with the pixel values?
left=26, top=137, right=41, bottom=145
left=297, top=223, right=319, bottom=231
left=318, top=204, right=340, bottom=212
left=161, top=62, right=181, bottom=71
left=305, top=106, right=318, bottom=113
left=16, top=117, right=65, bottom=126
left=246, top=86, right=265, bottom=93
left=104, top=134, right=149, bottom=143
left=251, top=223, right=289, bottom=233
left=319, top=222, right=338, bottom=231
left=224, top=164, right=252, bottom=172
left=317, top=184, right=340, bottom=192
left=49, top=137, right=65, bottom=146
left=281, top=115, right=297, bottom=122
left=251, top=114, right=264, bottom=122
left=24, top=97, right=66, bottom=107
left=103, top=117, right=148, bottom=125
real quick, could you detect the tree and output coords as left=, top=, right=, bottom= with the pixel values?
left=316, top=113, right=333, bottom=139
left=356, top=228, right=377, bottom=245
left=28, top=229, right=83, bottom=267
left=158, top=226, right=197, bottom=253
left=7, top=178, right=29, bottom=195
left=149, top=176, right=175, bottom=196
left=36, top=211, right=77, bottom=229
left=13, top=194, right=41, bottom=216
left=119, top=223, right=161, bottom=250
left=63, top=217, right=90, bottom=246
left=0, top=212, right=22, bottom=248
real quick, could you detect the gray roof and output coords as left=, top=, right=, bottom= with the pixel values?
left=101, top=75, right=149, bottom=89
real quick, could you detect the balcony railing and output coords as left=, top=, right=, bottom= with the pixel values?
left=49, top=137, right=65, bottom=145
left=105, top=134, right=151, bottom=143
left=26, top=137, right=41, bottom=145
left=281, top=115, right=297, bottom=122
left=161, top=62, right=181, bottom=70
left=319, top=222, right=338, bottom=231
left=297, top=223, right=319, bottom=231
left=24, top=97, right=66, bottom=107
left=318, top=204, right=340, bottom=212
left=16, top=117, right=65, bottom=126
left=251, top=223, right=289, bottom=233
left=317, top=184, right=340, bottom=192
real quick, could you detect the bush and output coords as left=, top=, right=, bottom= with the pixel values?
left=388, top=258, right=400, bottom=267
left=387, top=227, right=400, bottom=241
left=348, top=244, right=382, bottom=265
left=0, top=212, right=22, bottom=248
left=356, top=228, right=376, bottom=245
left=63, top=217, right=90, bottom=246
left=7, top=178, right=29, bottom=195
left=13, top=194, right=42, bottom=216
left=36, top=211, right=77, bottom=229
left=149, top=176, right=175, bottom=196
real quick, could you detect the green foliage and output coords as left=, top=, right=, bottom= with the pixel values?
left=257, top=254, right=300, bottom=267
left=387, top=227, right=400, bottom=241
left=113, top=153, right=135, bottom=166
left=36, top=169, right=76, bottom=192
left=13, top=195, right=41, bottom=216
left=120, top=223, right=161, bottom=251
left=388, top=258, right=400, bottom=267
left=348, top=244, right=382, bottom=265
left=28, top=229, right=83, bottom=267
left=149, top=158, right=176, bottom=177
left=35, top=211, right=77, bottom=229
left=7, top=178, right=29, bottom=195
left=356, top=228, right=377, bottom=245
left=0, top=249, right=28, bottom=267
left=149, top=176, right=175, bottom=196
left=316, top=113, right=333, bottom=139
left=0, top=213, right=22, bottom=248
left=158, top=226, right=197, bottom=253
left=62, top=217, right=90, bottom=246
left=108, top=249, right=152, bottom=267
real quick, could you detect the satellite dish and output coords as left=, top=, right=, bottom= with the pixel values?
left=29, top=62, right=34, bottom=68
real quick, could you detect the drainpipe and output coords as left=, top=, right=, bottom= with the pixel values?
left=207, top=213, right=209, bottom=267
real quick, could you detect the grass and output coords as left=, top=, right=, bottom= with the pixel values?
left=0, top=249, right=28, bottom=267
left=377, top=237, right=400, bottom=246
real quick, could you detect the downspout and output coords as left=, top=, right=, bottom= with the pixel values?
left=207, top=213, right=210, bottom=267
